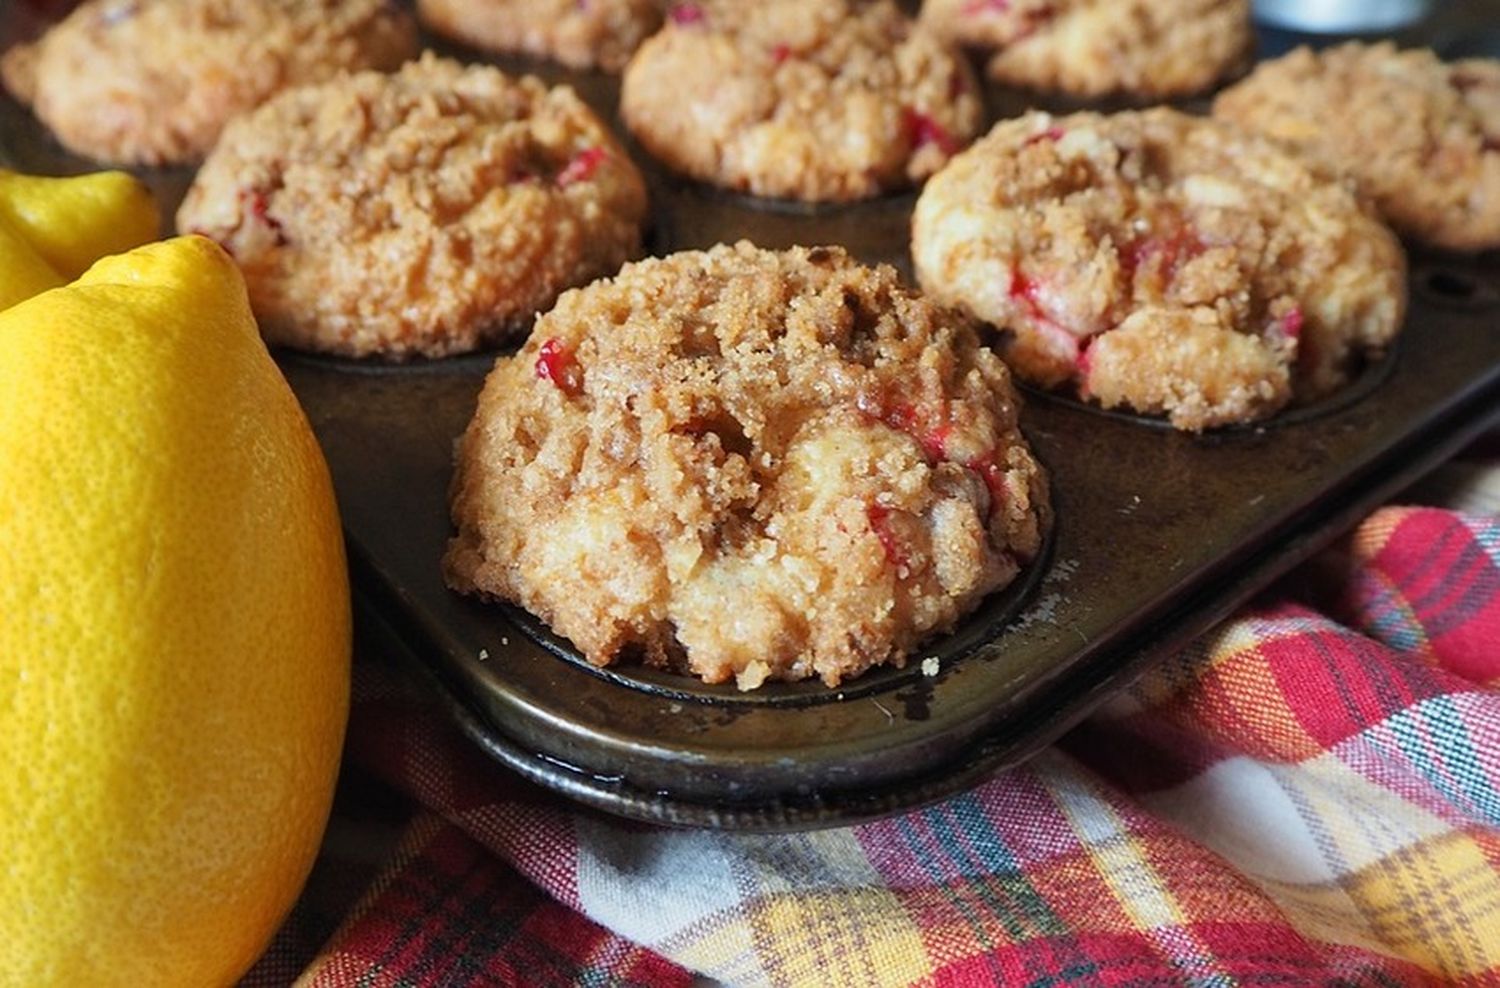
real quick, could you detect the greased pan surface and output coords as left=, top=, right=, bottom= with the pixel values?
left=4, top=1, right=1498, bottom=830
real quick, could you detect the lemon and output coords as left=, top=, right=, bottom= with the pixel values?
left=0, top=237, right=350, bottom=986
left=0, top=168, right=158, bottom=310
left=0, top=210, right=65, bottom=308
left=0, top=168, right=159, bottom=280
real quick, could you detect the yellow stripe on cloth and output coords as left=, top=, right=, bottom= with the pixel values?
left=1340, top=828, right=1500, bottom=979
left=1250, top=878, right=1390, bottom=958
left=1114, top=618, right=1327, bottom=764
left=1242, top=831, right=1500, bottom=981
left=671, top=920, right=766, bottom=987
left=749, top=887, right=930, bottom=987
left=1041, top=753, right=1237, bottom=987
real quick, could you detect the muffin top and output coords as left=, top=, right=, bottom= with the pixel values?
left=416, top=0, right=664, bottom=72
left=621, top=0, right=982, bottom=202
left=177, top=54, right=648, bottom=359
left=920, top=0, right=1251, bottom=99
left=1215, top=42, right=1500, bottom=251
left=1, top=0, right=418, bottom=164
left=445, top=242, right=1050, bottom=689
left=913, top=109, right=1407, bottom=431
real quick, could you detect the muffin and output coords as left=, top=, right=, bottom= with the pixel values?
left=445, top=242, right=1050, bottom=689
left=1215, top=42, right=1500, bottom=252
left=0, top=0, right=418, bottom=165
left=417, top=0, right=664, bottom=72
left=920, top=0, right=1251, bottom=99
left=177, top=55, right=649, bottom=359
left=621, top=0, right=982, bottom=202
left=912, top=109, right=1407, bottom=431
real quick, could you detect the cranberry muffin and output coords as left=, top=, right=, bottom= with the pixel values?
left=913, top=109, right=1406, bottom=431
left=445, top=242, right=1050, bottom=689
left=177, top=55, right=648, bottom=359
left=1, top=0, right=417, bottom=165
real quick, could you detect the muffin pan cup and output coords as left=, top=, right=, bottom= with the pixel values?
left=4, top=1, right=1497, bottom=830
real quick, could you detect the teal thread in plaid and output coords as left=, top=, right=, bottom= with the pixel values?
left=889, top=812, right=1009, bottom=972
left=925, top=794, right=1104, bottom=984
left=930, top=794, right=1073, bottom=937
left=1377, top=696, right=1500, bottom=825
left=1473, top=516, right=1500, bottom=556
left=1358, top=573, right=1430, bottom=656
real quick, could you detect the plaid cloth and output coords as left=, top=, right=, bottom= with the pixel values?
left=249, top=452, right=1500, bottom=987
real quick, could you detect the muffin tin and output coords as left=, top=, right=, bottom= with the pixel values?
left=3, top=1, right=1498, bottom=831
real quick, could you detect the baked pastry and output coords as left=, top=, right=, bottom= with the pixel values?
left=444, top=242, right=1050, bottom=689
left=177, top=55, right=648, bottom=360
left=1214, top=43, right=1500, bottom=252
left=919, top=0, right=1251, bottom=99
left=620, top=0, right=982, bottom=202
left=0, top=0, right=418, bottom=166
left=912, top=108, right=1407, bottom=431
left=417, top=0, right=664, bottom=72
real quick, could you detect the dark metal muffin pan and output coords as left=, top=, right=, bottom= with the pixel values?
left=4, top=2, right=1498, bottom=830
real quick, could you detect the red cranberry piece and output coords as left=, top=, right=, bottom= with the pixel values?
left=556, top=146, right=607, bottom=188
left=922, top=422, right=954, bottom=462
left=1123, top=223, right=1202, bottom=283
left=1076, top=337, right=1094, bottom=377
left=1279, top=307, right=1304, bottom=340
left=871, top=400, right=950, bottom=462
left=1010, top=269, right=1036, bottom=304
left=866, top=503, right=909, bottom=572
left=881, top=401, right=920, bottom=436
left=535, top=338, right=583, bottom=396
left=770, top=43, right=791, bottom=65
left=1009, top=269, right=1084, bottom=367
left=1023, top=126, right=1065, bottom=146
left=670, top=3, right=704, bottom=25
left=239, top=188, right=287, bottom=246
left=904, top=108, right=959, bottom=156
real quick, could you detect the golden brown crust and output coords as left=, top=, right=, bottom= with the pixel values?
left=620, top=0, right=981, bottom=202
left=1214, top=43, right=1500, bottom=252
left=912, top=109, right=1407, bottom=432
left=444, top=242, right=1050, bottom=689
left=176, top=55, right=649, bottom=359
left=0, top=0, right=418, bottom=166
left=0, top=39, right=38, bottom=106
left=920, top=0, right=1251, bottom=99
left=417, top=0, right=664, bottom=72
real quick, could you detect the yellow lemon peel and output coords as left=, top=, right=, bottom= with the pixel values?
left=0, top=236, right=350, bottom=987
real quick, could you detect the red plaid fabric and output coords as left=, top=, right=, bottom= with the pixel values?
left=298, top=817, right=689, bottom=988
left=253, top=455, right=1500, bottom=987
